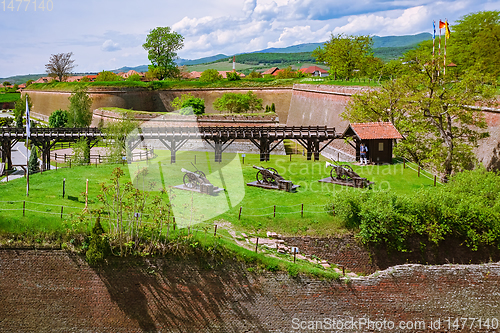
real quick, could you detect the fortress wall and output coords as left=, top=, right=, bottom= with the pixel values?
left=1, top=250, right=500, bottom=332
left=24, top=87, right=293, bottom=124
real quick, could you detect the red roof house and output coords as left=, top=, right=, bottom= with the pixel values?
left=262, top=67, right=280, bottom=75
left=342, top=122, right=403, bottom=164
left=299, top=66, right=329, bottom=77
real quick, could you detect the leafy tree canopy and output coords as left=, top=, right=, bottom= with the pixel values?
left=199, top=69, right=223, bottom=83
left=313, top=34, right=375, bottom=80
left=48, top=109, right=69, bottom=128
left=95, top=71, right=122, bottom=82
left=68, top=86, right=93, bottom=127
left=143, top=27, right=184, bottom=80
left=344, top=49, right=497, bottom=179
left=213, top=91, right=263, bottom=113
left=171, top=93, right=205, bottom=115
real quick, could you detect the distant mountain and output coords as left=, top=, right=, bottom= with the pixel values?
left=111, top=65, right=149, bottom=73
left=176, top=54, right=228, bottom=66
left=251, top=33, right=432, bottom=54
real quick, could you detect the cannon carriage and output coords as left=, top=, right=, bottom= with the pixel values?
left=178, top=163, right=223, bottom=195
left=322, top=160, right=372, bottom=188
left=247, top=166, right=298, bottom=192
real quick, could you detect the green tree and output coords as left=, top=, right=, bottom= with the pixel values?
left=213, top=91, right=263, bottom=113
left=447, top=11, right=500, bottom=77
left=72, top=137, right=90, bottom=165
left=49, top=109, right=69, bottom=128
left=171, top=93, right=205, bottom=115
left=2, top=81, right=11, bottom=87
left=247, top=70, right=262, bottom=78
left=226, top=71, right=241, bottom=81
left=126, top=74, right=142, bottom=82
left=142, top=27, right=184, bottom=80
left=344, top=51, right=497, bottom=179
left=101, top=113, right=138, bottom=163
left=25, top=79, right=34, bottom=87
left=14, top=94, right=33, bottom=128
left=95, top=71, right=121, bottom=82
left=45, top=52, right=76, bottom=82
left=67, top=86, right=93, bottom=127
left=199, top=69, right=223, bottom=83
left=313, top=34, right=373, bottom=80
left=28, top=145, right=40, bottom=174
left=275, top=66, right=297, bottom=79
left=85, top=217, right=110, bottom=265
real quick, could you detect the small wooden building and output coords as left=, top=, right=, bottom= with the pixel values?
left=342, top=122, right=403, bottom=164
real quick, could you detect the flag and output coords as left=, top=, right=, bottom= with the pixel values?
left=433, top=21, right=436, bottom=39
left=445, top=20, right=451, bottom=39
left=25, top=96, right=30, bottom=139
left=439, top=20, right=446, bottom=29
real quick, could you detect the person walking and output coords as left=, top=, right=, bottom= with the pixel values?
left=360, top=143, right=368, bottom=165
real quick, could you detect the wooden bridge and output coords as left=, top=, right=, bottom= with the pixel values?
left=0, top=126, right=340, bottom=170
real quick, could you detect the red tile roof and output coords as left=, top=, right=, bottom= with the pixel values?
left=262, top=67, right=279, bottom=75
left=345, top=122, right=403, bottom=140
left=299, top=66, right=328, bottom=74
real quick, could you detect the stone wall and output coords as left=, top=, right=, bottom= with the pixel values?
left=1, top=250, right=500, bottom=332
left=24, top=87, right=292, bottom=124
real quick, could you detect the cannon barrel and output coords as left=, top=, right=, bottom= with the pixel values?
left=253, top=165, right=266, bottom=171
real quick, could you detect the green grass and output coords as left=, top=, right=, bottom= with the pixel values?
left=0, top=152, right=434, bottom=237
left=0, top=92, right=20, bottom=103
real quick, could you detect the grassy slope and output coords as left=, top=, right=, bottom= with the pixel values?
left=0, top=93, right=20, bottom=103
left=0, top=152, right=434, bottom=237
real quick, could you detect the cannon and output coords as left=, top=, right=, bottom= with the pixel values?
left=181, top=163, right=212, bottom=188
left=253, top=165, right=284, bottom=185
left=326, top=160, right=370, bottom=188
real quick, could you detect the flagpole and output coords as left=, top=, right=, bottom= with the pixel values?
left=443, top=19, right=448, bottom=76
left=432, top=21, right=436, bottom=82
left=26, top=96, right=30, bottom=197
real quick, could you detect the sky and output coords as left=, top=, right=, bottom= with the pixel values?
left=1, top=0, right=499, bottom=78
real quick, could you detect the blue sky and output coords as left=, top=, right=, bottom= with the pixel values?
left=1, top=0, right=499, bottom=78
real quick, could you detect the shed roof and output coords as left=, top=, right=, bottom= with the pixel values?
left=343, top=122, right=403, bottom=140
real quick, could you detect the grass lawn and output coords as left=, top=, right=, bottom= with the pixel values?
left=0, top=150, right=435, bottom=238
left=0, top=92, right=20, bottom=103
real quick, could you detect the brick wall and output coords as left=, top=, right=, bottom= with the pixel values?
left=2, top=250, right=500, bottom=332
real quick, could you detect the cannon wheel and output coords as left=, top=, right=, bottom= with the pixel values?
left=331, top=165, right=350, bottom=180
left=256, top=170, right=267, bottom=184
left=194, top=170, right=206, bottom=178
left=183, top=173, right=200, bottom=188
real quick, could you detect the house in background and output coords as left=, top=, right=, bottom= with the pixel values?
left=342, top=122, right=403, bottom=164
left=262, top=67, right=280, bottom=76
left=299, top=66, right=329, bottom=77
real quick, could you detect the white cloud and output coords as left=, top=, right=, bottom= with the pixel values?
left=268, top=25, right=331, bottom=48
left=101, top=40, right=121, bottom=52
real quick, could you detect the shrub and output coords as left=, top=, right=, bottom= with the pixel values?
left=95, top=71, right=122, bottom=82
left=126, top=74, right=142, bottom=82
left=48, top=109, right=69, bottom=127
left=213, top=91, right=263, bottom=113
left=72, top=137, right=90, bottom=165
left=0, top=117, right=14, bottom=127
left=171, top=93, right=205, bottom=115
left=226, top=71, right=241, bottom=81
left=247, top=71, right=263, bottom=79
left=86, top=218, right=110, bottom=265
left=199, top=69, right=222, bottom=83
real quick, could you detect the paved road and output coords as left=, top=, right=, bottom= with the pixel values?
left=1, top=141, right=45, bottom=182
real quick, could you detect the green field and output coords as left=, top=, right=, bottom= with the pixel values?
left=0, top=151, right=435, bottom=237
left=0, top=92, right=20, bottom=103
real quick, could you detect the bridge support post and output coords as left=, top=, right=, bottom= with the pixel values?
left=214, top=140, right=223, bottom=163
left=259, top=139, right=270, bottom=162
left=1, top=140, right=13, bottom=171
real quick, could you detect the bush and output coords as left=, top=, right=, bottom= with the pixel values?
left=0, top=117, right=14, bottom=127
left=86, top=218, right=110, bottom=265
left=126, top=74, right=142, bottom=82
left=213, top=91, right=263, bottom=113
left=72, top=137, right=90, bottom=165
left=226, top=71, right=241, bottom=81
left=95, top=71, right=122, bottom=82
left=171, top=93, right=205, bottom=115
left=48, top=109, right=69, bottom=127
left=332, top=168, right=500, bottom=252
left=247, top=71, right=263, bottom=79
left=199, top=69, right=222, bottom=83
